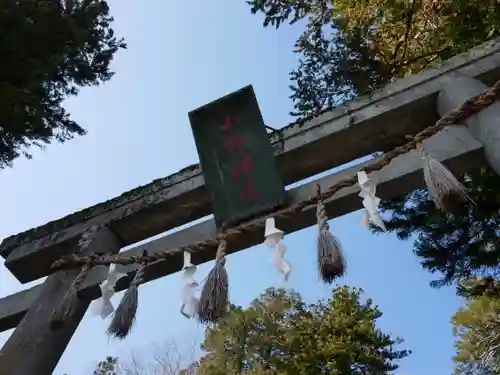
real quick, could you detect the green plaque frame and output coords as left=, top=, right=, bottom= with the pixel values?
left=188, top=85, right=286, bottom=228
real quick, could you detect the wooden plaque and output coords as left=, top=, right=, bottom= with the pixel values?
left=188, top=85, right=286, bottom=228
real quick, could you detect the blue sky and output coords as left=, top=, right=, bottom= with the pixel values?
left=0, top=1, right=463, bottom=374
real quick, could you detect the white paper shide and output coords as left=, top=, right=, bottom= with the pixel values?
left=357, top=171, right=386, bottom=231
left=92, top=264, right=127, bottom=319
left=180, top=251, right=199, bottom=319
left=263, top=218, right=291, bottom=281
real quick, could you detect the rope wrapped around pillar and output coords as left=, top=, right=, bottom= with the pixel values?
left=50, top=255, right=96, bottom=329
left=197, top=237, right=229, bottom=324
left=316, top=185, right=346, bottom=284
left=107, top=251, right=148, bottom=339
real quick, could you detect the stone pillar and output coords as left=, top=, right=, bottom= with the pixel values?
left=0, top=226, right=121, bottom=375
left=438, top=76, right=500, bottom=175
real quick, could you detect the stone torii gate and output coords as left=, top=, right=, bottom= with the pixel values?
left=1, top=38, right=500, bottom=375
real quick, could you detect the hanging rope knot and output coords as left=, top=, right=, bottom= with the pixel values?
left=130, top=258, right=149, bottom=287
left=419, top=142, right=470, bottom=213
left=106, top=250, right=148, bottom=340
left=50, top=254, right=99, bottom=329
left=72, top=254, right=97, bottom=288
left=197, top=234, right=229, bottom=324
left=315, top=184, right=345, bottom=284
left=316, top=185, right=329, bottom=233
left=215, top=237, right=227, bottom=265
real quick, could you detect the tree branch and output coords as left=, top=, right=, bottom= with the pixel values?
left=402, top=0, right=418, bottom=60
left=399, top=46, right=449, bottom=67
left=391, top=0, right=417, bottom=61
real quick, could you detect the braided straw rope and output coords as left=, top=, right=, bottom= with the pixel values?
left=316, top=185, right=346, bottom=282
left=214, top=237, right=227, bottom=264
left=51, top=78, right=500, bottom=271
left=317, top=195, right=330, bottom=233
left=50, top=254, right=97, bottom=328
left=197, top=237, right=229, bottom=323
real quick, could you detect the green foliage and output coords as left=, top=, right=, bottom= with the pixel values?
left=249, top=0, right=500, bottom=116
left=457, top=276, right=500, bottom=299
left=180, top=362, right=199, bottom=375
left=248, top=0, right=500, bottom=289
left=374, top=167, right=500, bottom=287
left=452, top=292, right=500, bottom=374
left=198, top=287, right=410, bottom=375
left=250, top=0, right=389, bottom=119
left=248, top=0, right=311, bottom=28
left=64, top=356, right=119, bottom=375
left=93, top=356, right=119, bottom=375
left=0, top=0, right=125, bottom=167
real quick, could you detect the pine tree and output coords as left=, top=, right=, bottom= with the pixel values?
left=63, top=355, right=118, bottom=375
left=248, top=0, right=500, bottom=288
left=0, top=0, right=126, bottom=167
left=375, top=167, right=500, bottom=287
left=453, top=292, right=500, bottom=374
left=93, top=356, right=119, bottom=375
left=198, top=287, right=410, bottom=375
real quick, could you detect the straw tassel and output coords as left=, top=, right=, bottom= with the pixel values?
left=316, top=186, right=346, bottom=284
left=197, top=238, right=229, bottom=324
left=107, top=253, right=148, bottom=339
left=420, top=147, right=469, bottom=213
left=51, top=256, right=96, bottom=329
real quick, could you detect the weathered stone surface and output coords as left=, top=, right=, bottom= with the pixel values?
left=439, top=76, right=500, bottom=175
left=0, top=162, right=202, bottom=255
left=0, top=226, right=121, bottom=375
left=3, top=37, right=500, bottom=283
